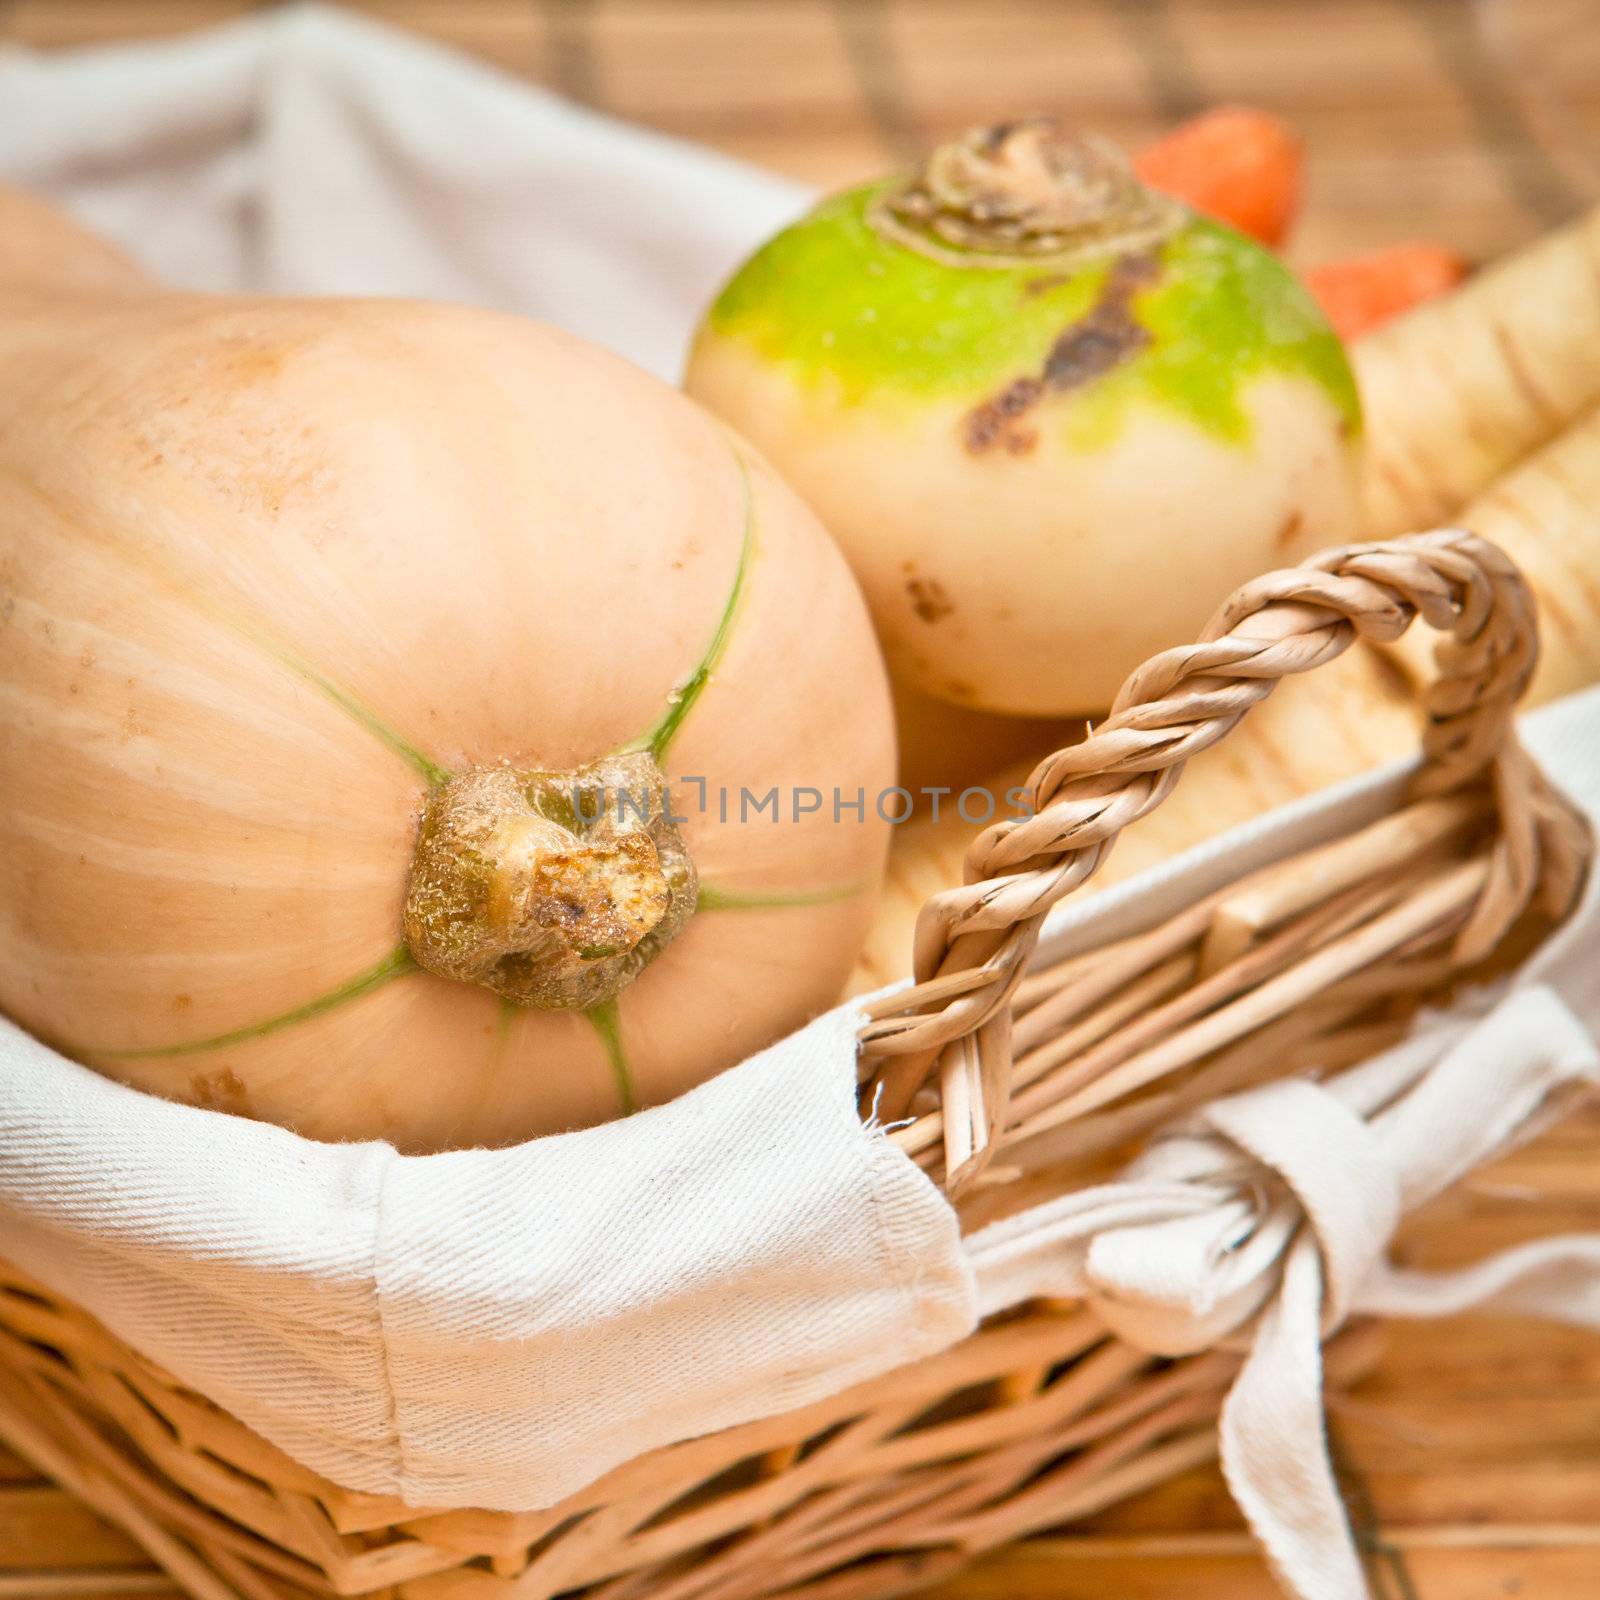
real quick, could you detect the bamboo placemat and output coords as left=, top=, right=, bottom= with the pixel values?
left=4, top=0, right=1599, bottom=258
left=2, top=2, right=1600, bottom=1596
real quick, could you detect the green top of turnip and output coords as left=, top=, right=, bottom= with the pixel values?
left=698, top=123, right=1360, bottom=453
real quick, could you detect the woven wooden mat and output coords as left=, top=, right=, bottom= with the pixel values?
left=2, top=2, right=1600, bottom=1596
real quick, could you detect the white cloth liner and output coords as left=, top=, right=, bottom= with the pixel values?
left=0, top=4, right=809, bottom=381
left=968, top=982, right=1600, bottom=1599
left=0, top=1001, right=976, bottom=1511
left=2, top=11, right=1599, bottom=1594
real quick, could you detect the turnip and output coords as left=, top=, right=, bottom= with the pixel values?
left=686, top=118, right=1362, bottom=715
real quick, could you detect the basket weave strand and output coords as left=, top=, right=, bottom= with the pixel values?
left=859, top=530, right=1589, bottom=1190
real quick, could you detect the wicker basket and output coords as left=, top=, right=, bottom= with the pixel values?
left=0, top=529, right=1590, bottom=1600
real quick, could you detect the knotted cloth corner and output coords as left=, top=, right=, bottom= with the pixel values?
left=967, top=983, right=1600, bottom=1600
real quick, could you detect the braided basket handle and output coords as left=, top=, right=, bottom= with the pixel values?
left=860, top=530, right=1588, bottom=1191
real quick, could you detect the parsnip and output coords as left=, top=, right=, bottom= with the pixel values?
left=1388, top=405, right=1600, bottom=708
left=851, top=642, right=1418, bottom=993
left=1357, top=202, right=1600, bottom=539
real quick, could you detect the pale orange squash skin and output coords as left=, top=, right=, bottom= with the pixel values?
left=0, top=193, right=894, bottom=1149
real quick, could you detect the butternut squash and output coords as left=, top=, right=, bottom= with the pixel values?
left=0, top=189, right=894, bottom=1150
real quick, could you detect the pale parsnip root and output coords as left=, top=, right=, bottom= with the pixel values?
left=1388, top=405, right=1600, bottom=708
left=850, top=643, right=1418, bottom=993
left=1357, top=201, right=1600, bottom=539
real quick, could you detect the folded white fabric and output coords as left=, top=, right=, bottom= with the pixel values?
left=0, top=3, right=810, bottom=382
left=969, top=983, right=1600, bottom=1600
left=0, top=1002, right=976, bottom=1510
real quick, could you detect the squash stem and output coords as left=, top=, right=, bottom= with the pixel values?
left=402, top=753, right=697, bottom=1012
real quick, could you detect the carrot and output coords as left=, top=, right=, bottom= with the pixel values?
left=1355, top=201, right=1600, bottom=540
left=1307, top=244, right=1469, bottom=339
left=850, top=645, right=1418, bottom=994
left=1134, top=106, right=1302, bottom=247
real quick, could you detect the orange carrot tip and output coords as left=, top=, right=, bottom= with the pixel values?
left=1305, top=244, right=1471, bottom=340
left=1134, top=106, right=1303, bottom=247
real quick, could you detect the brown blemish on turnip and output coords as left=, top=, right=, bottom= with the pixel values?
left=964, top=252, right=1162, bottom=456
left=965, top=377, right=1043, bottom=454
left=906, top=574, right=954, bottom=623
left=1275, top=509, right=1304, bottom=549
